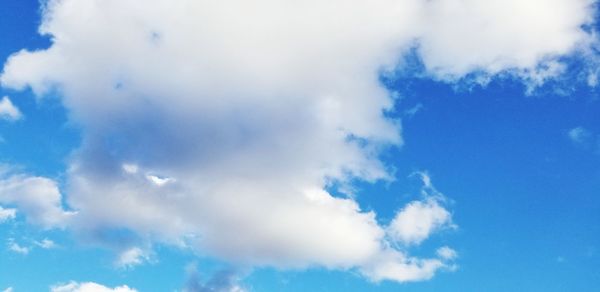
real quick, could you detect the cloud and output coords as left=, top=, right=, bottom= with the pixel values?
left=7, top=238, right=29, bottom=255
left=0, top=0, right=596, bottom=283
left=183, top=265, right=246, bottom=292
left=115, top=247, right=151, bottom=268
left=387, top=173, right=455, bottom=246
left=0, top=171, right=73, bottom=228
left=2, top=287, right=13, bottom=292
left=568, top=127, right=593, bottom=145
left=0, top=96, right=22, bottom=121
left=0, top=206, right=16, bottom=223
left=436, top=246, right=458, bottom=261
left=35, top=238, right=58, bottom=249
left=50, top=282, right=137, bottom=292
left=387, top=198, right=454, bottom=245
left=416, top=0, right=596, bottom=82
left=567, top=126, right=600, bottom=153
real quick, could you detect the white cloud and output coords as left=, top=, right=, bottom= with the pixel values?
left=35, top=238, right=58, bottom=249
left=436, top=246, right=458, bottom=261
left=0, top=0, right=595, bottom=283
left=0, top=172, right=73, bottom=228
left=0, top=206, right=16, bottom=223
left=0, top=96, right=22, bottom=121
left=360, top=249, right=452, bottom=283
left=145, top=174, right=173, bottom=186
left=2, top=287, right=13, bottom=292
left=115, top=247, right=150, bottom=268
left=7, top=239, right=29, bottom=255
left=51, top=282, right=137, bottom=292
left=388, top=198, right=454, bottom=246
left=416, top=0, right=596, bottom=84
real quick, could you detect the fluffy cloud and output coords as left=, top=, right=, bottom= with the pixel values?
left=0, top=96, right=22, bottom=121
left=0, top=0, right=597, bottom=283
left=417, top=0, right=595, bottom=82
left=51, top=282, right=136, bottom=292
left=0, top=171, right=73, bottom=228
left=388, top=198, right=454, bottom=245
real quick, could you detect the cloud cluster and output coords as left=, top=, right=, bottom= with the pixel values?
left=0, top=0, right=597, bottom=283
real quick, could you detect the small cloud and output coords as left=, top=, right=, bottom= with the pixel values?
left=436, top=246, right=458, bottom=260
left=122, top=163, right=139, bottom=174
left=567, top=127, right=592, bottom=146
left=0, top=96, right=22, bottom=121
left=556, top=256, right=566, bottom=263
left=3, top=287, right=13, bottom=292
left=387, top=198, right=454, bottom=245
left=146, top=174, right=174, bottom=186
left=404, top=103, right=423, bottom=118
left=7, top=239, right=29, bottom=255
left=388, top=173, right=456, bottom=246
left=0, top=206, right=16, bottom=223
left=115, top=247, right=151, bottom=268
left=35, top=238, right=58, bottom=249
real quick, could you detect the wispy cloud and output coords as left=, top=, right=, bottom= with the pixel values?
left=35, top=238, right=58, bottom=249
left=568, top=127, right=593, bottom=146
left=7, top=239, right=29, bottom=255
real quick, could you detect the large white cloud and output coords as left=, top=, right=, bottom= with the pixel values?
left=0, top=0, right=597, bottom=283
left=417, top=0, right=596, bottom=81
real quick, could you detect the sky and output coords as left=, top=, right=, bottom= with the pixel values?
left=0, top=0, right=599, bottom=291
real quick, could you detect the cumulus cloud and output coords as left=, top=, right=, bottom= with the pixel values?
left=0, top=0, right=597, bottom=283
left=0, top=96, right=22, bottom=121
left=51, top=282, right=136, bottom=292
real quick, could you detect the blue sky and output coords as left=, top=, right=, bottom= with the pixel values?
left=0, top=0, right=599, bottom=291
